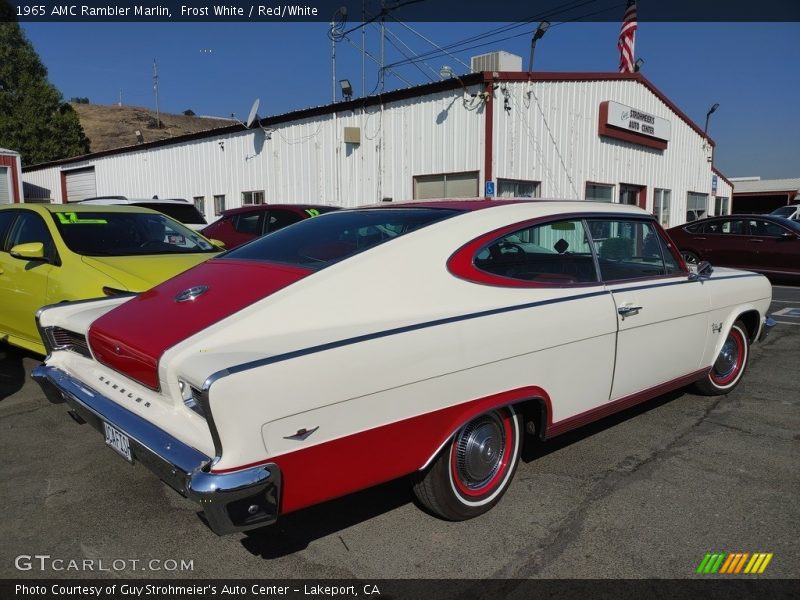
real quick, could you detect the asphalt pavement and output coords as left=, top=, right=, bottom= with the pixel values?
left=0, top=285, right=798, bottom=580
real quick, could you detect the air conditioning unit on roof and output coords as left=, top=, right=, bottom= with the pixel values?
left=470, top=51, right=523, bottom=73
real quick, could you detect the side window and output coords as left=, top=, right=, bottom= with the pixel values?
left=588, top=219, right=670, bottom=281
left=748, top=219, right=785, bottom=237
left=474, top=219, right=598, bottom=284
left=0, top=211, right=17, bottom=251
left=7, top=211, right=55, bottom=258
left=232, top=212, right=263, bottom=235
left=684, top=222, right=705, bottom=234
left=265, top=210, right=302, bottom=233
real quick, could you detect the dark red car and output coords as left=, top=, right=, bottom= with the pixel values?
left=201, top=204, right=338, bottom=249
left=667, top=215, right=800, bottom=280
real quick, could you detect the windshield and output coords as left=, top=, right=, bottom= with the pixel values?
left=770, top=206, right=797, bottom=218
left=225, top=208, right=461, bottom=268
left=51, top=211, right=219, bottom=256
left=131, top=202, right=207, bottom=225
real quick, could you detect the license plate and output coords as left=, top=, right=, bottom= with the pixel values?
left=103, top=422, right=133, bottom=463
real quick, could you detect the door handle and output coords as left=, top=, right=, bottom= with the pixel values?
left=747, top=239, right=764, bottom=243
left=618, top=305, right=642, bottom=318
left=692, top=236, right=707, bottom=240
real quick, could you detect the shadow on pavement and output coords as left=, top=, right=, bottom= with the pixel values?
left=240, top=478, right=412, bottom=559
left=0, top=342, right=29, bottom=402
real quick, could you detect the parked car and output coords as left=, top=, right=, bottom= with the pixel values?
left=200, top=204, right=338, bottom=249
left=667, top=214, right=800, bottom=280
left=769, top=204, right=800, bottom=222
left=77, top=196, right=208, bottom=231
left=32, top=200, right=773, bottom=535
left=0, top=204, right=221, bottom=354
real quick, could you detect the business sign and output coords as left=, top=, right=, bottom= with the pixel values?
left=604, top=101, right=671, bottom=141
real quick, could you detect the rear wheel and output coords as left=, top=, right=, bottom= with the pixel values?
left=692, top=320, right=750, bottom=395
left=412, top=406, right=522, bottom=521
left=682, top=250, right=700, bottom=266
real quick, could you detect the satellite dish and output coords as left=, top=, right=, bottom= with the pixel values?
left=246, top=98, right=261, bottom=129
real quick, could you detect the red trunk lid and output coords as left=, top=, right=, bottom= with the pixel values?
left=88, top=259, right=312, bottom=389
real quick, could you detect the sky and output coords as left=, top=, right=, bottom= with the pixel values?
left=19, top=20, right=800, bottom=179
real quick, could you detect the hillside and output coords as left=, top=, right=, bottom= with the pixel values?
left=70, top=103, right=234, bottom=153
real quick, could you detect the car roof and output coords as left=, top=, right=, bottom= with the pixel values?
left=356, top=198, right=650, bottom=215
left=76, top=197, right=189, bottom=205
left=3, top=203, right=164, bottom=215
left=219, top=204, right=337, bottom=216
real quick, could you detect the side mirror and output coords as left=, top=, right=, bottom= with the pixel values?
left=689, top=260, right=714, bottom=281
left=9, top=242, right=46, bottom=261
left=209, top=238, right=226, bottom=249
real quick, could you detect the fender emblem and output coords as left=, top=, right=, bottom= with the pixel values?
left=175, top=285, right=209, bottom=302
left=712, top=322, right=723, bottom=334
left=283, top=426, right=319, bottom=441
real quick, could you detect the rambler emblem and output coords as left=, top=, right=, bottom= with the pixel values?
left=712, top=322, right=723, bottom=334
left=175, top=285, right=209, bottom=302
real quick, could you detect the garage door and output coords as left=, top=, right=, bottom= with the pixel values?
left=0, top=167, right=10, bottom=204
left=64, top=167, right=97, bottom=201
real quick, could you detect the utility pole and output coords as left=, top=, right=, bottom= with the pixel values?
left=361, top=0, right=366, bottom=96
left=379, top=0, right=385, bottom=92
left=152, top=59, right=161, bottom=128
left=331, top=20, right=336, bottom=102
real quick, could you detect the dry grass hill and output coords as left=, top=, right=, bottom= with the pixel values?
left=70, top=103, right=234, bottom=153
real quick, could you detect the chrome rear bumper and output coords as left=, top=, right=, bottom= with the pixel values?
left=31, top=365, right=280, bottom=535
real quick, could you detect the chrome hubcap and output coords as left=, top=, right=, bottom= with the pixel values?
left=714, top=336, right=739, bottom=378
left=454, top=414, right=505, bottom=489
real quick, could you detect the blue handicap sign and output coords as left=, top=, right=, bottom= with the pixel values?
left=485, top=181, right=496, bottom=197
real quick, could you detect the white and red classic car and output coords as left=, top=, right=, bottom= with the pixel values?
left=33, top=200, right=774, bottom=534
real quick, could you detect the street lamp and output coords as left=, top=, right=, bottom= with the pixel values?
left=527, top=20, right=550, bottom=72
left=704, top=103, right=720, bottom=136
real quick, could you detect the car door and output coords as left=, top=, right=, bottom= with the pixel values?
left=589, top=217, right=710, bottom=400
left=744, top=218, right=799, bottom=276
left=0, top=210, right=58, bottom=343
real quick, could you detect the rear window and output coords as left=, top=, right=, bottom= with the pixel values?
left=51, top=211, right=218, bottom=256
left=770, top=206, right=797, bottom=218
left=131, top=202, right=207, bottom=225
left=225, top=208, right=460, bottom=269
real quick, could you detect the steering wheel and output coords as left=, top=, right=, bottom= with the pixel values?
left=496, top=241, right=525, bottom=255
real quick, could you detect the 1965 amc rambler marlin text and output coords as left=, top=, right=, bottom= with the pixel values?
left=32, top=200, right=774, bottom=534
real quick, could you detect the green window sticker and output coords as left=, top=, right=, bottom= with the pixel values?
left=56, top=212, right=108, bottom=225
left=305, top=209, right=321, bottom=218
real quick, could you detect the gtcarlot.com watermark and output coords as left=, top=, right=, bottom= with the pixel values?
left=14, top=554, right=194, bottom=572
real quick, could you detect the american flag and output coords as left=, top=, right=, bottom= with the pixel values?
left=618, top=0, right=638, bottom=73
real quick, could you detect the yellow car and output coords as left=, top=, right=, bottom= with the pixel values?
left=0, top=203, right=222, bottom=354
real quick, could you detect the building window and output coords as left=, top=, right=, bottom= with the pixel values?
left=585, top=183, right=614, bottom=203
left=687, top=192, right=708, bottom=222
left=413, top=172, right=479, bottom=199
left=213, top=194, right=226, bottom=216
left=715, top=196, right=730, bottom=216
left=193, top=196, right=205, bottom=216
left=653, top=189, right=671, bottom=227
left=496, top=179, right=541, bottom=198
left=242, top=190, right=265, bottom=205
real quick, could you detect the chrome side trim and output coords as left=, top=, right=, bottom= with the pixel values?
left=31, top=365, right=280, bottom=535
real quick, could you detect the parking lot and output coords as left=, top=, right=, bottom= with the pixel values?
left=1, top=285, right=798, bottom=580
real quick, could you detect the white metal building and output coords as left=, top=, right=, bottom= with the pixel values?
left=0, top=147, right=23, bottom=204
left=21, top=69, right=732, bottom=227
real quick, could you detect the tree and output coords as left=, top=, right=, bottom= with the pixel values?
left=0, top=3, right=90, bottom=165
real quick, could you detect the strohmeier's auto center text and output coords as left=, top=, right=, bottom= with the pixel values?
left=15, top=584, right=382, bottom=596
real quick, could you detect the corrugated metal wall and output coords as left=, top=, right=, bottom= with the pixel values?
left=22, top=86, right=484, bottom=213
left=22, top=77, right=719, bottom=226
left=492, top=79, right=717, bottom=226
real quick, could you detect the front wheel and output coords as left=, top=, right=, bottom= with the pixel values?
left=692, top=320, right=750, bottom=395
left=412, top=406, right=522, bottom=521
